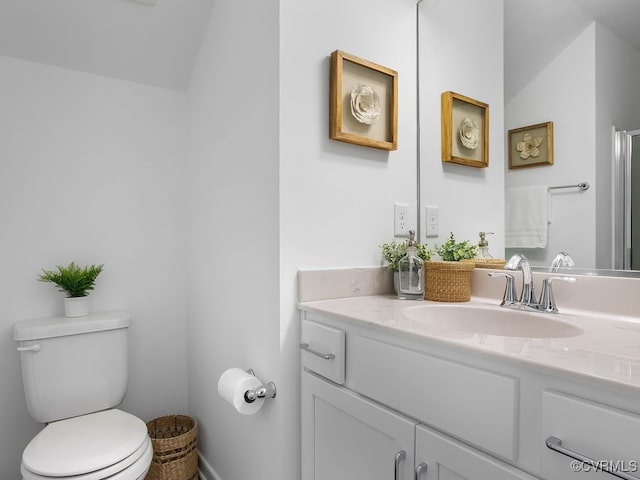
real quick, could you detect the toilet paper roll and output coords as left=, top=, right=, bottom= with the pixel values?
left=217, top=368, right=265, bottom=415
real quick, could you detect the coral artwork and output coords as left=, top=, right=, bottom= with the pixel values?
left=516, top=132, right=543, bottom=159
left=458, top=117, right=480, bottom=150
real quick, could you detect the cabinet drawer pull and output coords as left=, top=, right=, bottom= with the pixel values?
left=299, top=343, right=335, bottom=360
left=545, top=436, right=639, bottom=480
left=394, top=450, right=406, bottom=480
left=415, top=462, right=428, bottom=480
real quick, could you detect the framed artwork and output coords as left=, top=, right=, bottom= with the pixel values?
left=508, top=121, right=554, bottom=169
left=441, top=91, right=489, bottom=168
left=329, top=50, right=398, bottom=151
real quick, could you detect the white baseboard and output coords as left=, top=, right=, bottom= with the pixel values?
left=198, top=451, right=219, bottom=480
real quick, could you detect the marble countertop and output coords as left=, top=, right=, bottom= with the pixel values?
left=299, top=294, right=640, bottom=393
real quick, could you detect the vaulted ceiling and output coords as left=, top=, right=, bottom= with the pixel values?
left=0, top=0, right=213, bottom=91
left=505, top=0, right=640, bottom=102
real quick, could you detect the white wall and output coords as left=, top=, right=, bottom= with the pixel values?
left=0, top=55, right=189, bottom=478
left=279, top=1, right=418, bottom=478
left=185, top=1, right=280, bottom=479
left=418, top=0, right=505, bottom=257
left=595, top=23, right=640, bottom=268
left=505, top=26, right=597, bottom=267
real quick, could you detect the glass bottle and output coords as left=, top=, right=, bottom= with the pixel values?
left=477, top=231, right=494, bottom=258
left=397, top=230, right=424, bottom=300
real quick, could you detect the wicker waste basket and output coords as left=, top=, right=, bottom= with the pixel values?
left=146, top=415, right=198, bottom=480
left=424, top=261, right=475, bottom=302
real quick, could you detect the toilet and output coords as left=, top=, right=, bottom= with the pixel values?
left=14, top=312, right=152, bottom=480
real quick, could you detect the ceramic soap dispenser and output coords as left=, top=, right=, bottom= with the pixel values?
left=397, top=230, right=424, bottom=300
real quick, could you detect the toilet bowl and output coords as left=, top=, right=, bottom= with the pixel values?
left=14, top=313, right=152, bottom=480
left=20, top=409, right=152, bottom=480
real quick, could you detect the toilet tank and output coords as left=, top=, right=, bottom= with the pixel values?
left=14, top=311, right=131, bottom=424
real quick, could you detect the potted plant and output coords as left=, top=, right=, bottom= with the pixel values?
left=380, top=239, right=432, bottom=293
left=425, top=233, right=477, bottom=302
left=38, top=262, right=104, bottom=317
left=435, top=232, right=478, bottom=262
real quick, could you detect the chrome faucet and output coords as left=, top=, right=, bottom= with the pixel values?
left=550, top=251, right=575, bottom=272
left=490, top=253, right=576, bottom=314
left=504, top=253, right=538, bottom=309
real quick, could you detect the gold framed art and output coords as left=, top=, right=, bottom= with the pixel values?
left=329, top=50, right=398, bottom=151
left=508, top=121, right=554, bottom=169
left=441, top=91, right=489, bottom=168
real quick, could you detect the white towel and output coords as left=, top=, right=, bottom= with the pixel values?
left=505, top=186, right=549, bottom=248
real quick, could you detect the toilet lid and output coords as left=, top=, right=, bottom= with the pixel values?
left=21, top=437, right=152, bottom=480
left=22, top=409, right=148, bottom=477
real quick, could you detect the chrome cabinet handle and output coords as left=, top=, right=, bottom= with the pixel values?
left=17, top=344, right=41, bottom=352
left=415, top=462, right=428, bottom=480
left=546, top=436, right=639, bottom=480
left=299, top=343, right=335, bottom=360
left=394, top=450, right=406, bottom=480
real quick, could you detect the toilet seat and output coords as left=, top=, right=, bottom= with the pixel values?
left=21, top=409, right=151, bottom=480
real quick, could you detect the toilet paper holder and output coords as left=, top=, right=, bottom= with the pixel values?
left=244, top=369, right=277, bottom=403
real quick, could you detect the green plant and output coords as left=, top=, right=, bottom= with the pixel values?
left=436, top=232, right=477, bottom=261
left=38, top=262, right=104, bottom=298
left=380, top=240, right=432, bottom=271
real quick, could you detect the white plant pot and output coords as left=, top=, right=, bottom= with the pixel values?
left=64, top=296, right=89, bottom=318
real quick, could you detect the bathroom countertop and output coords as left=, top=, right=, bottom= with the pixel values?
left=299, top=295, right=640, bottom=393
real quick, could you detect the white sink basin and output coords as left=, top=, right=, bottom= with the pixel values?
left=403, top=304, right=583, bottom=338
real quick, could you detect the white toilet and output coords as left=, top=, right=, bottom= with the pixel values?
left=14, top=312, right=152, bottom=480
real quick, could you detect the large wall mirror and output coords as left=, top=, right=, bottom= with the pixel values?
left=418, top=0, right=640, bottom=275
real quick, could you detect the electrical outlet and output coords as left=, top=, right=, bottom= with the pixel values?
left=425, top=205, right=439, bottom=237
left=394, top=203, right=410, bottom=237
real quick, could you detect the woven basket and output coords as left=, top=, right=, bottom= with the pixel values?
left=146, top=415, right=198, bottom=480
left=424, top=261, right=475, bottom=302
left=463, top=258, right=506, bottom=269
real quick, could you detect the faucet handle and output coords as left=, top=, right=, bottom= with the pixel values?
left=488, top=272, right=518, bottom=306
left=539, top=276, right=576, bottom=313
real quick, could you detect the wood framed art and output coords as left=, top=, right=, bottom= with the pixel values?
left=508, top=121, right=554, bottom=169
left=330, top=50, right=398, bottom=151
left=441, top=91, right=489, bottom=168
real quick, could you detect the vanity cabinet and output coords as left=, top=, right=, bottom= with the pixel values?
left=300, top=309, right=640, bottom=480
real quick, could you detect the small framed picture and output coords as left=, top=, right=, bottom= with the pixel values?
left=441, top=91, right=489, bottom=168
left=508, top=121, right=554, bottom=169
left=329, top=50, right=398, bottom=151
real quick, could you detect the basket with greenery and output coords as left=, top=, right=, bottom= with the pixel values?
left=426, top=233, right=476, bottom=302
left=435, top=232, right=478, bottom=261
left=38, top=261, right=104, bottom=298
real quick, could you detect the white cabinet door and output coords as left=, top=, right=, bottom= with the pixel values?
left=301, top=370, right=416, bottom=480
left=415, top=425, right=539, bottom=480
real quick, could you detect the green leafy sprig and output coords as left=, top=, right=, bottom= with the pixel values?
left=38, top=262, right=104, bottom=298
left=380, top=240, right=433, bottom=271
left=435, top=232, right=477, bottom=261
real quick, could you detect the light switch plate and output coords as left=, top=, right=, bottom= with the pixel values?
left=425, top=205, right=439, bottom=237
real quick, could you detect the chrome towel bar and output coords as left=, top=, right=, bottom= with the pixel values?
left=548, top=182, right=590, bottom=191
